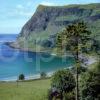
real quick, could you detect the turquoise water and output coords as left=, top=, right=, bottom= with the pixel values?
left=0, top=34, right=74, bottom=81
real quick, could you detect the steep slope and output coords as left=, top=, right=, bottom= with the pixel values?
left=12, top=3, right=100, bottom=52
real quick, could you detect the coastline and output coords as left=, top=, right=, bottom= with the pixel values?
left=0, top=57, right=97, bottom=82
left=1, top=42, right=73, bottom=82
left=0, top=58, right=97, bottom=82
left=2, top=42, right=97, bottom=82
left=4, top=42, right=57, bottom=56
left=4, top=42, right=74, bottom=58
left=0, top=71, right=54, bottom=82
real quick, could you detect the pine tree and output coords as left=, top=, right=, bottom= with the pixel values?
left=56, top=21, right=91, bottom=100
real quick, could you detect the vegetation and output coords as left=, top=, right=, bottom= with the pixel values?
left=13, top=3, right=100, bottom=53
left=49, top=69, right=75, bottom=100
left=0, top=79, right=50, bottom=100
left=1, top=4, right=100, bottom=100
left=71, top=66, right=87, bottom=74
left=0, top=63, right=100, bottom=100
left=56, top=21, right=92, bottom=100
left=40, top=72, right=47, bottom=79
left=80, top=62, right=100, bottom=99
left=19, top=74, right=25, bottom=80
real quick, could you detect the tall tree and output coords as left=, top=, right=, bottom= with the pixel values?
left=56, top=21, right=91, bottom=100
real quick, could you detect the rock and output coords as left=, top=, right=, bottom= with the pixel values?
left=14, top=3, right=100, bottom=52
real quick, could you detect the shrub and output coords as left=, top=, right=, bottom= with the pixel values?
left=19, top=74, right=25, bottom=80
left=80, top=63, right=100, bottom=99
left=51, top=69, right=75, bottom=99
left=40, top=72, right=47, bottom=79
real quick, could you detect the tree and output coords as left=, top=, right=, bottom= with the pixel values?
left=80, top=63, right=100, bottom=99
left=40, top=72, right=47, bottom=79
left=56, top=21, right=91, bottom=100
left=19, top=74, right=25, bottom=80
left=92, top=39, right=100, bottom=53
left=51, top=69, right=75, bottom=99
left=71, top=66, right=87, bottom=75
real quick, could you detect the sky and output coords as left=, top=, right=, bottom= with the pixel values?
left=0, top=0, right=100, bottom=34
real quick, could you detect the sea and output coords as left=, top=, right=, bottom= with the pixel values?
left=0, top=34, right=74, bottom=81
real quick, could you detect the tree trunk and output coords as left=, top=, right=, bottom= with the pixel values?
left=76, top=66, right=79, bottom=100
left=76, top=36, right=79, bottom=100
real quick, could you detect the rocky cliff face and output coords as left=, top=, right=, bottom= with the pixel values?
left=14, top=3, right=100, bottom=52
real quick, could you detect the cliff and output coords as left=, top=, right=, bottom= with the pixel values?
left=12, top=3, right=100, bottom=52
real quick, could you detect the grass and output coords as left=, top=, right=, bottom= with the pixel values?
left=16, top=3, right=100, bottom=53
left=88, top=62, right=99, bottom=70
left=55, top=15, right=79, bottom=21
left=0, top=78, right=51, bottom=100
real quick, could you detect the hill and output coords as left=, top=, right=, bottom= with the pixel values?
left=11, top=3, right=100, bottom=53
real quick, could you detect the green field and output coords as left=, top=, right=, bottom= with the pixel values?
left=0, top=79, right=51, bottom=100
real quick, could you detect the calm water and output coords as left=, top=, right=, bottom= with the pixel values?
left=0, top=34, right=74, bottom=81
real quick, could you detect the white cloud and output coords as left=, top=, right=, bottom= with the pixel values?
left=14, top=3, right=33, bottom=17
left=6, top=9, right=33, bottom=18
left=16, top=4, right=24, bottom=9
left=11, top=9, right=33, bottom=17
left=40, top=1, right=55, bottom=6
left=3, top=1, right=35, bottom=19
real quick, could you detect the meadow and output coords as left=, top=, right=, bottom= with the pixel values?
left=0, top=79, right=51, bottom=100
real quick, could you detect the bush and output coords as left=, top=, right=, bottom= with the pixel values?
left=51, top=69, right=75, bottom=99
left=19, top=74, right=25, bottom=80
left=64, top=91, right=75, bottom=100
left=47, top=89, right=53, bottom=100
left=80, top=63, right=100, bottom=99
left=40, top=72, right=47, bottom=79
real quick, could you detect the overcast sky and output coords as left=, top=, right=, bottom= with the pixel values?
left=0, top=0, right=99, bottom=34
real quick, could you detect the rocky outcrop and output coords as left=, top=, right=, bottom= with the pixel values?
left=15, top=3, right=100, bottom=52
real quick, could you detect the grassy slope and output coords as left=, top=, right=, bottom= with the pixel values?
left=0, top=79, right=51, bottom=100
left=15, top=3, right=100, bottom=53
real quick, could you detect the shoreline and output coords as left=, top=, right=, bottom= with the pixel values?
left=1, top=42, right=73, bottom=82
left=4, top=42, right=58, bottom=56
left=0, top=58, right=97, bottom=82
left=0, top=66, right=73, bottom=82
left=5, top=42, right=74, bottom=58
left=0, top=71, right=54, bottom=82
left=2, top=42, right=97, bottom=82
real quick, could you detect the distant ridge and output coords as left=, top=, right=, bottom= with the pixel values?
left=11, top=3, right=100, bottom=52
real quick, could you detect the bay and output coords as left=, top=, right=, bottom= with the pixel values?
left=0, top=34, right=74, bottom=81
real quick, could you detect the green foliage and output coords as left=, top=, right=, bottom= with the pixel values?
left=92, top=39, right=100, bottom=53
left=19, top=74, right=25, bottom=80
left=80, top=63, right=100, bottom=99
left=51, top=69, right=75, bottom=93
left=56, top=21, right=92, bottom=57
left=71, top=66, right=87, bottom=74
left=16, top=3, right=100, bottom=53
left=55, top=15, right=79, bottom=21
left=56, top=21, right=92, bottom=100
left=63, top=91, right=75, bottom=100
left=90, top=62, right=100, bottom=73
left=40, top=72, right=47, bottom=79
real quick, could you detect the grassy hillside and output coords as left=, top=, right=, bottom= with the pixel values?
left=0, top=79, right=51, bottom=100
left=11, top=3, right=100, bottom=53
